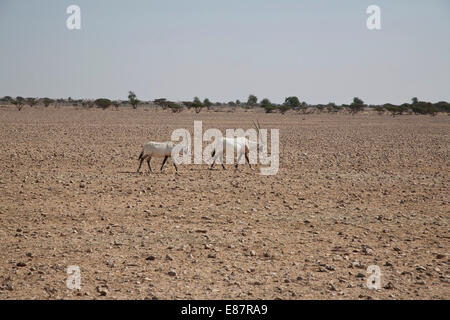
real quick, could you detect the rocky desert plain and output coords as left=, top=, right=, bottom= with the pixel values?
left=0, top=105, right=448, bottom=300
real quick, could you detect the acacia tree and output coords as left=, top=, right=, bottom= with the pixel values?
left=168, top=101, right=183, bottom=113
left=41, top=97, right=55, bottom=107
left=26, top=97, right=38, bottom=108
left=283, top=96, right=300, bottom=113
left=203, top=98, right=212, bottom=110
left=348, top=97, right=365, bottom=114
left=11, top=97, right=25, bottom=111
left=261, top=98, right=277, bottom=113
left=128, top=91, right=140, bottom=109
left=2, top=96, right=12, bottom=104
left=94, top=98, right=112, bottom=110
left=246, top=94, right=258, bottom=109
left=193, top=97, right=203, bottom=113
left=154, top=98, right=169, bottom=110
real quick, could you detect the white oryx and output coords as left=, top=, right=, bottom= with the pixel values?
left=137, top=137, right=189, bottom=174
left=210, top=121, right=265, bottom=171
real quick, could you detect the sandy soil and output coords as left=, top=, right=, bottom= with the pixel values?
left=0, top=105, right=448, bottom=299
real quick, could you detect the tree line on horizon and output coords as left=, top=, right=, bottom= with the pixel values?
left=1, top=92, right=449, bottom=116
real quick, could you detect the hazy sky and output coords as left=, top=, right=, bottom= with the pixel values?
left=0, top=0, right=449, bottom=104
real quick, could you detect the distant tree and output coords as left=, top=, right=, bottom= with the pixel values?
left=326, top=102, right=341, bottom=113
left=411, top=97, right=419, bottom=105
left=410, top=101, right=437, bottom=116
left=94, top=98, right=112, bottom=110
left=154, top=98, right=169, bottom=110
left=26, top=97, right=38, bottom=108
left=112, top=100, right=120, bottom=110
left=182, top=101, right=195, bottom=110
left=235, top=99, right=241, bottom=106
left=82, top=100, right=95, bottom=108
left=168, top=101, right=184, bottom=113
left=193, top=97, right=203, bottom=113
left=203, top=98, right=212, bottom=110
left=316, top=104, right=326, bottom=113
left=246, top=94, right=258, bottom=108
left=374, top=106, right=385, bottom=115
left=55, top=98, right=65, bottom=107
left=434, top=101, right=450, bottom=114
left=383, top=103, right=409, bottom=117
left=348, top=97, right=365, bottom=114
left=11, top=97, right=25, bottom=111
left=278, top=104, right=290, bottom=114
left=261, top=98, right=277, bottom=113
left=2, top=96, right=12, bottom=104
left=284, top=96, right=300, bottom=111
left=41, top=97, right=55, bottom=107
left=128, top=91, right=140, bottom=109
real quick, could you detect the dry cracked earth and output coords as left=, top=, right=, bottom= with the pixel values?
left=0, top=105, right=449, bottom=300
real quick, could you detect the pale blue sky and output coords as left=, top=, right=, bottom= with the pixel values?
left=0, top=0, right=449, bottom=104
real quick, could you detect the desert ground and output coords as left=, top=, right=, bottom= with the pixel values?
left=0, top=105, right=448, bottom=300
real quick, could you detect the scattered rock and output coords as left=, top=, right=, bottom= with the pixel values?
left=384, top=282, right=394, bottom=289
left=96, top=286, right=108, bottom=296
left=168, top=270, right=177, bottom=277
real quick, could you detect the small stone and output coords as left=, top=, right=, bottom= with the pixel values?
left=250, top=250, right=256, bottom=256
left=145, top=255, right=156, bottom=261
left=96, top=286, right=108, bottom=296
left=17, top=262, right=27, bottom=267
left=165, top=254, right=173, bottom=261
left=356, top=272, right=365, bottom=278
left=416, top=265, right=426, bottom=272
left=168, top=270, right=177, bottom=277
left=384, top=282, right=394, bottom=289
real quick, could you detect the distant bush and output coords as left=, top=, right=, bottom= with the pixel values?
left=246, top=94, right=258, bottom=109
left=168, top=101, right=183, bottom=113
left=128, top=91, right=139, bottom=109
left=41, top=97, right=55, bottom=107
left=348, top=97, right=365, bottom=114
left=154, top=98, right=169, bottom=110
left=261, top=98, right=277, bottom=113
left=26, top=97, right=38, bottom=108
left=95, top=98, right=112, bottom=110
left=384, top=103, right=408, bottom=117
left=193, top=97, right=204, bottom=113
left=410, top=101, right=438, bottom=116
left=374, top=106, right=385, bottom=115
left=11, top=97, right=25, bottom=111
left=203, top=98, right=212, bottom=110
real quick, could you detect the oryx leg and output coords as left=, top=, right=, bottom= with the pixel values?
left=235, top=151, right=244, bottom=171
left=137, top=157, right=144, bottom=173
left=172, top=158, right=180, bottom=175
left=146, top=157, right=153, bottom=173
left=245, top=151, right=253, bottom=170
left=160, top=156, right=168, bottom=172
left=210, top=149, right=220, bottom=170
